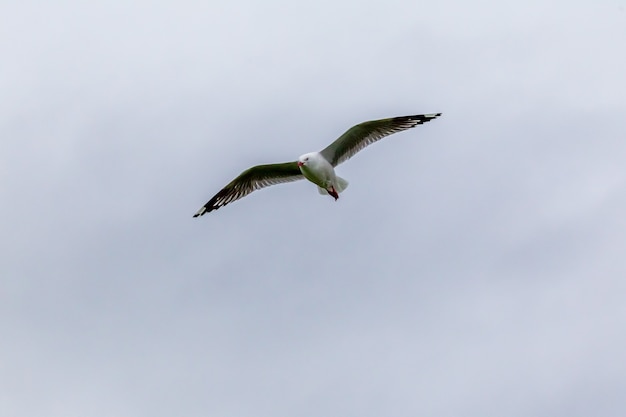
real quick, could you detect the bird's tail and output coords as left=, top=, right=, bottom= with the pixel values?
left=335, top=176, right=349, bottom=193
left=317, top=176, right=349, bottom=195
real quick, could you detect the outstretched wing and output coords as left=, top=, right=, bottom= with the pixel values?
left=193, top=161, right=303, bottom=216
left=320, top=113, right=442, bottom=166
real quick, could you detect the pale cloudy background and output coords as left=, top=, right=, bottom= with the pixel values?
left=2, top=1, right=626, bottom=416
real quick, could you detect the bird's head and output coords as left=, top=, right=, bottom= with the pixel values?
left=297, top=153, right=313, bottom=167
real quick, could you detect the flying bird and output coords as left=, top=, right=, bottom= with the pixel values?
left=193, top=113, right=441, bottom=217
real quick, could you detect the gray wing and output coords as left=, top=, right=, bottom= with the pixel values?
left=320, top=113, right=442, bottom=166
left=193, top=161, right=303, bottom=216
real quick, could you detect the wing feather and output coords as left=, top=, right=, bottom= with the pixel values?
left=320, top=113, right=441, bottom=166
left=193, top=161, right=303, bottom=216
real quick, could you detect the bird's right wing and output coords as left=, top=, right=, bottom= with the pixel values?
left=320, top=113, right=441, bottom=166
left=193, top=161, right=303, bottom=216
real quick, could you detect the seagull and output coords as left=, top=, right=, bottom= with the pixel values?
left=193, top=113, right=441, bottom=216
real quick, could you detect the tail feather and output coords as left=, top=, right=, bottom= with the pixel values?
left=335, top=176, right=349, bottom=193
left=317, top=176, right=349, bottom=196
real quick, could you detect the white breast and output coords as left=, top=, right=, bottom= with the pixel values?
left=299, top=153, right=336, bottom=188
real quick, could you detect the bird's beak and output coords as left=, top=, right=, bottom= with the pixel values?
left=297, top=161, right=304, bottom=167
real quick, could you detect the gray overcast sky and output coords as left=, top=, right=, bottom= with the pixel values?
left=2, top=1, right=626, bottom=416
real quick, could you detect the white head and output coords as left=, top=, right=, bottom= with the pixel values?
left=297, top=152, right=316, bottom=167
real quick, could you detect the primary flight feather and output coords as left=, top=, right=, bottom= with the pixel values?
left=193, top=113, right=441, bottom=217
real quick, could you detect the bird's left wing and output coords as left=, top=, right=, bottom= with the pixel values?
left=320, top=113, right=441, bottom=166
left=193, top=161, right=303, bottom=216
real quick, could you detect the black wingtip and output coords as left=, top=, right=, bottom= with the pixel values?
left=397, top=113, right=442, bottom=125
left=193, top=207, right=208, bottom=217
left=396, top=113, right=442, bottom=122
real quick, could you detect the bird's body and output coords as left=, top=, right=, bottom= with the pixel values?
left=193, top=113, right=441, bottom=216
left=297, top=152, right=347, bottom=200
